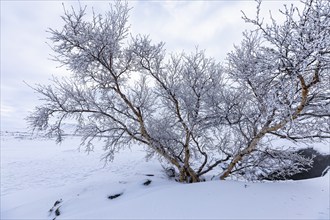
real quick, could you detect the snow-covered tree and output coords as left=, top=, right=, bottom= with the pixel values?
left=28, top=0, right=330, bottom=182
left=219, top=0, right=330, bottom=180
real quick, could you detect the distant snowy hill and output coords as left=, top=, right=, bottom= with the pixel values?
left=1, top=133, right=329, bottom=219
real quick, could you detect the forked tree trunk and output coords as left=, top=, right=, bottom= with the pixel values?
left=220, top=71, right=316, bottom=180
left=179, top=166, right=200, bottom=183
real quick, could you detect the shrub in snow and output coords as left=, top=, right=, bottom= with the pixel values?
left=28, top=0, right=330, bottom=183
left=49, top=199, right=62, bottom=213
left=49, top=199, right=62, bottom=219
left=264, top=148, right=330, bottom=180
left=163, top=166, right=177, bottom=179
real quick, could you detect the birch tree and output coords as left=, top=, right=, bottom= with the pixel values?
left=28, top=0, right=330, bottom=182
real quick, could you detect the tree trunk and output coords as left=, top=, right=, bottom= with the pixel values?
left=220, top=134, right=264, bottom=180
left=179, top=167, right=200, bottom=183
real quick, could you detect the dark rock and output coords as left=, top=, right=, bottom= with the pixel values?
left=49, top=199, right=62, bottom=213
left=55, top=207, right=61, bottom=216
left=108, top=192, right=123, bottom=199
left=143, top=179, right=152, bottom=186
left=53, top=199, right=62, bottom=207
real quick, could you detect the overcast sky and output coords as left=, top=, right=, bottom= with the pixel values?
left=1, top=0, right=299, bottom=131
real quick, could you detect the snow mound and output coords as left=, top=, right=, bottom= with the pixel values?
left=1, top=133, right=329, bottom=219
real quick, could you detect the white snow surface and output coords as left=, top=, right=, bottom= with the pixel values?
left=1, top=132, right=329, bottom=219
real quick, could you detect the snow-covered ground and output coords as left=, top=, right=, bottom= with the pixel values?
left=1, top=131, right=329, bottom=219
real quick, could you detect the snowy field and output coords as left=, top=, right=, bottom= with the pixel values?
left=1, top=131, right=329, bottom=219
